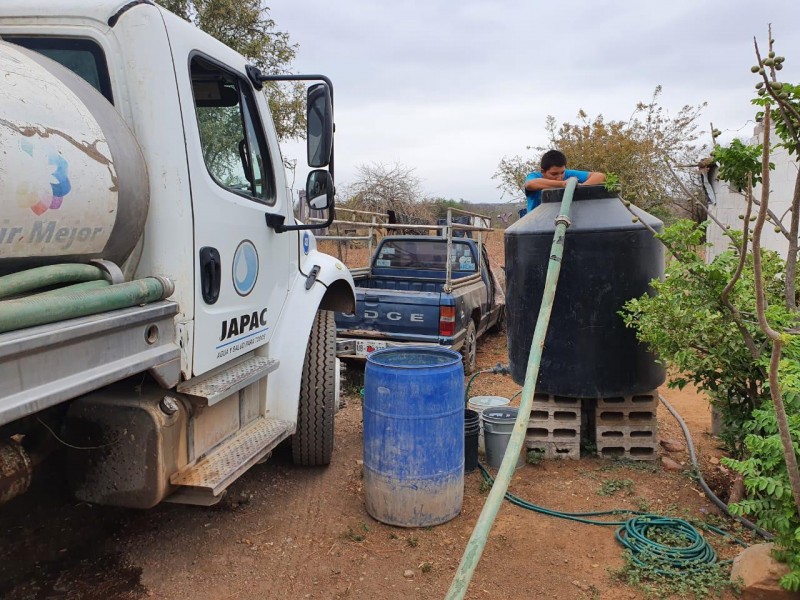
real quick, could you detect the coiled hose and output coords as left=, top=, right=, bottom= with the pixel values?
left=477, top=464, right=747, bottom=575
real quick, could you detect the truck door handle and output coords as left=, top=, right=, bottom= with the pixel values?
left=199, top=247, right=221, bottom=305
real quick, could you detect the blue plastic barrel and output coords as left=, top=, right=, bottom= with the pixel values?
left=363, top=347, right=464, bottom=527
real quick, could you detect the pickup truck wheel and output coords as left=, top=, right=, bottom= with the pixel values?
left=292, top=310, right=335, bottom=466
left=461, top=320, right=478, bottom=375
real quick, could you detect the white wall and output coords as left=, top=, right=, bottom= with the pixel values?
left=706, top=124, right=799, bottom=264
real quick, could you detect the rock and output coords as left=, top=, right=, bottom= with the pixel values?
left=661, top=456, right=682, bottom=472
left=731, top=543, right=794, bottom=599
left=710, top=456, right=721, bottom=465
left=729, top=474, right=746, bottom=505
left=403, top=570, right=414, bottom=579
left=571, top=580, right=590, bottom=592
left=660, top=438, right=686, bottom=453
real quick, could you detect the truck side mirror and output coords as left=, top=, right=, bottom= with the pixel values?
left=306, top=170, right=333, bottom=211
left=307, top=83, right=333, bottom=168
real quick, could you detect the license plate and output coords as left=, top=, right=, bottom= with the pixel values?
left=355, top=340, right=387, bottom=357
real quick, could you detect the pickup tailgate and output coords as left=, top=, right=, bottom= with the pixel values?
left=336, top=287, right=441, bottom=339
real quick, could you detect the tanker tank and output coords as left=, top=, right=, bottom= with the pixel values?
left=0, top=41, right=148, bottom=275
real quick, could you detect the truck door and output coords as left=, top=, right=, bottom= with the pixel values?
left=174, top=46, right=291, bottom=375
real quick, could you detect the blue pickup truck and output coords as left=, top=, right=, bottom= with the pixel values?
left=335, top=235, right=505, bottom=373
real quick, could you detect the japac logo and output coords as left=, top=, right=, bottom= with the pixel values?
left=232, top=240, right=259, bottom=296
left=18, top=140, right=71, bottom=215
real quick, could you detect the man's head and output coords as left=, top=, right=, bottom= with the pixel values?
left=540, top=150, right=567, bottom=180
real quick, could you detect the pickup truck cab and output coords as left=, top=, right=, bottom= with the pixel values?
left=335, top=233, right=505, bottom=372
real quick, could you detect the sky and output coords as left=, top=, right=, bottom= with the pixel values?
left=270, top=0, right=800, bottom=205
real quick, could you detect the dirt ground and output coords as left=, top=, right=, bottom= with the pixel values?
left=0, top=229, right=753, bottom=599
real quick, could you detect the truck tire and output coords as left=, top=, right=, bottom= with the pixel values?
left=461, top=320, right=478, bottom=375
left=292, top=310, right=336, bottom=466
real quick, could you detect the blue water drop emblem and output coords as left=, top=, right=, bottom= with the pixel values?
left=232, top=240, right=259, bottom=296
left=302, top=232, right=310, bottom=255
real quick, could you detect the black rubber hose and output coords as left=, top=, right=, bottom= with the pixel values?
left=658, top=393, right=773, bottom=540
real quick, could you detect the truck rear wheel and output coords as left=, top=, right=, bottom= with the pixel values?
left=292, top=310, right=336, bottom=466
left=461, top=320, right=478, bottom=375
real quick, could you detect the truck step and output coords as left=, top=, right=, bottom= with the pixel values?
left=169, top=417, right=293, bottom=499
left=177, top=355, right=279, bottom=406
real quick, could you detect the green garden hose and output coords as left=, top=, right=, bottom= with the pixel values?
left=477, top=465, right=747, bottom=576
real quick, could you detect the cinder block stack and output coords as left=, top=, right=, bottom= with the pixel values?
left=594, top=392, right=658, bottom=460
left=525, top=394, right=581, bottom=460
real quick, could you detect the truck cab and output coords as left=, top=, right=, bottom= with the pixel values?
left=0, top=0, right=355, bottom=508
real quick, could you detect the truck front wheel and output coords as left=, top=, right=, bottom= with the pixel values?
left=461, top=320, right=478, bottom=375
left=292, top=310, right=336, bottom=466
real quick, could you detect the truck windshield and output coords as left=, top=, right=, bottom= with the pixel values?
left=2, top=36, right=113, bottom=103
left=374, top=240, right=477, bottom=272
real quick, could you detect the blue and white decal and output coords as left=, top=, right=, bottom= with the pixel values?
left=302, top=232, right=310, bottom=255
left=232, top=239, right=259, bottom=296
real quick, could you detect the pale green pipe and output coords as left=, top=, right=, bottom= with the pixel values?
left=0, top=264, right=105, bottom=299
left=445, top=178, right=578, bottom=599
left=30, top=280, right=111, bottom=298
left=0, top=278, right=171, bottom=334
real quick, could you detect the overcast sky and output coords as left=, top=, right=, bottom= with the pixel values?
left=270, top=1, right=800, bottom=205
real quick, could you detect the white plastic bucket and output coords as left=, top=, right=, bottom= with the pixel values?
left=467, top=396, right=510, bottom=454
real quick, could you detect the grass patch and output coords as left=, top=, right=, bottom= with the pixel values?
left=597, top=478, right=634, bottom=497
left=526, top=449, right=545, bottom=465
left=611, top=549, right=741, bottom=599
left=345, top=522, right=369, bottom=542
left=599, top=458, right=659, bottom=473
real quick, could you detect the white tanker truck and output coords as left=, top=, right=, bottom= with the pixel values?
left=0, top=0, right=356, bottom=508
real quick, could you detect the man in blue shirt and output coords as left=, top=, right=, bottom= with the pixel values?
left=524, top=150, right=605, bottom=214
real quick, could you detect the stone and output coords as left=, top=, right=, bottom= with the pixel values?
left=729, top=474, right=746, bottom=505
left=730, top=543, right=795, bottom=599
left=403, top=570, right=414, bottom=579
left=659, top=438, right=686, bottom=453
left=661, top=456, right=682, bottom=472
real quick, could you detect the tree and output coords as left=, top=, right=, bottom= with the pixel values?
left=494, top=87, right=707, bottom=222
left=623, top=27, right=800, bottom=591
left=156, top=0, right=305, bottom=141
left=342, top=162, right=432, bottom=222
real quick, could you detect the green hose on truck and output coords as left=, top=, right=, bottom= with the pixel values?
left=0, top=264, right=173, bottom=334
left=445, top=177, right=579, bottom=599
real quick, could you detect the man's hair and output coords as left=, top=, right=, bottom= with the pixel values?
left=541, top=150, right=567, bottom=171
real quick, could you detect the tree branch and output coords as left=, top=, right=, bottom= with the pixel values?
left=750, top=102, right=800, bottom=517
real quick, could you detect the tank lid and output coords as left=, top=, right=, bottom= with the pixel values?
left=541, top=185, right=613, bottom=203
left=507, top=186, right=663, bottom=235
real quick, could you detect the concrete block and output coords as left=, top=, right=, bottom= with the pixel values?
left=596, top=408, right=656, bottom=426
left=595, top=415, right=658, bottom=460
left=529, top=397, right=581, bottom=429
left=526, top=425, right=580, bottom=443
left=596, top=444, right=657, bottom=461
left=525, top=439, right=580, bottom=460
left=597, top=393, right=657, bottom=410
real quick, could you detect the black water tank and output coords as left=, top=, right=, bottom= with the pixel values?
left=505, top=186, right=665, bottom=397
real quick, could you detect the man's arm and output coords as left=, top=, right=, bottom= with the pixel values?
left=525, top=178, right=567, bottom=192
left=582, top=172, right=605, bottom=185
